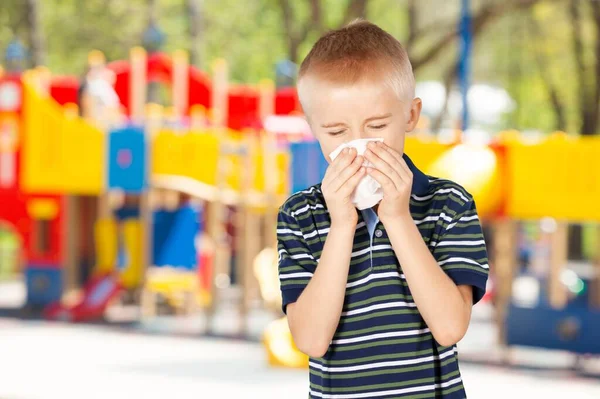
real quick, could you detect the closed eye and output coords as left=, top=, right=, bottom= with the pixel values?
left=369, top=124, right=387, bottom=130
left=328, top=130, right=346, bottom=136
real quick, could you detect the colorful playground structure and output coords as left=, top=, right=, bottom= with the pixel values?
left=0, top=46, right=600, bottom=368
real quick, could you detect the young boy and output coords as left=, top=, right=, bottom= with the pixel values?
left=277, top=20, right=489, bottom=398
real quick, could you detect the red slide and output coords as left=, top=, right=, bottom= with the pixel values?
left=44, top=273, right=123, bottom=322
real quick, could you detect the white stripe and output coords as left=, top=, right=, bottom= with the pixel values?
left=351, top=244, right=391, bottom=258
left=432, top=240, right=486, bottom=247
left=445, top=214, right=479, bottom=231
left=412, top=188, right=469, bottom=203
left=310, top=384, right=434, bottom=399
left=341, top=301, right=416, bottom=317
left=277, top=228, right=302, bottom=237
left=309, top=376, right=462, bottom=399
left=279, top=272, right=313, bottom=280
left=331, top=328, right=429, bottom=345
left=436, top=376, right=463, bottom=389
left=290, top=203, right=325, bottom=218
left=301, top=186, right=319, bottom=194
left=346, top=271, right=399, bottom=289
left=438, top=257, right=489, bottom=269
left=309, top=347, right=455, bottom=373
left=290, top=253, right=314, bottom=260
left=413, top=213, right=453, bottom=226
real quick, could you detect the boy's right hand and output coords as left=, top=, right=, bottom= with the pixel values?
left=321, top=148, right=365, bottom=226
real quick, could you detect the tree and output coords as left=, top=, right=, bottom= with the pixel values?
left=25, top=0, right=46, bottom=66
left=187, top=0, right=204, bottom=67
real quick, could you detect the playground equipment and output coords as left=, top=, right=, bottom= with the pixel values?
left=2, top=41, right=600, bottom=368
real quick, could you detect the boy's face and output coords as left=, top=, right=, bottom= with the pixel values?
left=300, top=77, right=422, bottom=162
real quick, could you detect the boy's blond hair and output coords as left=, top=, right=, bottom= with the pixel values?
left=297, top=20, right=415, bottom=109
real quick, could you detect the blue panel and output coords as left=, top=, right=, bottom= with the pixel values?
left=506, top=303, right=600, bottom=354
left=108, top=126, right=147, bottom=193
left=26, top=267, right=63, bottom=306
left=290, top=141, right=328, bottom=193
left=152, top=204, right=201, bottom=270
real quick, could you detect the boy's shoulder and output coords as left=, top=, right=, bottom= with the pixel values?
left=279, top=184, right=324, bottom=216
left=418, top=175, right=475, bottom=212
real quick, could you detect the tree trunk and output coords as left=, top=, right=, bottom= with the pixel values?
left=25, top=0, right=46, bottom=66
left=342, top=0, right=369, bottom=24
left=528, top=10, right=566, bottom=131
left=590, top=0, right=600, bottom=134
left=432, top=62, right=458, bottom=133
left=187, top=0, right=204, bottom=67
left=570, top=0, right=596, bottom=135
left=406, top=0, right=418, bottom=52
left=412, top=0, right=550, bottom=72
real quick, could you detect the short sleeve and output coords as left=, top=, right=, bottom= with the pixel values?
left=432, top=199, right=489, bottom=304
left=277, top=204, right=318, bottom=314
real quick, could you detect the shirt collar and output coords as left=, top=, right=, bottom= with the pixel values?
left=403, top=153, right=429, bottom=196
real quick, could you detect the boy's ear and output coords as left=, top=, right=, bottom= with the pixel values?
left=405, top=98, right=422, bottom=133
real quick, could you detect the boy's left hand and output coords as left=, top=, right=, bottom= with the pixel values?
left=363, top=141, right=412, bottom=223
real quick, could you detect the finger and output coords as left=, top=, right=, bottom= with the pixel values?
left=338, top=166, right=366, bottom=197
left=324, top=148, right=355, bottom=185
left=379, top=143, right=412, bottom=180
left=366, top=167, right=396, bottom=194
left=372, top=142, right=412, bottom=185
left=331, top=155, right=363, bottom=192
left=364, top=147, right=403, bottom=189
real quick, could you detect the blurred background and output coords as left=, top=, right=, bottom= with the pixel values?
left=0, top=0, right=600, bottom=398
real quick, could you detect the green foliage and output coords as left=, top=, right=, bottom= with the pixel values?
left=0, top=0, right=598, bottom=133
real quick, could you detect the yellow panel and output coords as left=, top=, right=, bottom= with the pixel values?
left=156, top=130, right=186, bottom=176
left=61, top=116, right=104, bottom=194
left=120, top=219, right=144, bottom=289
left=181, top=132, right=219, bottom=185
left=153, top=130, right=220, bottom=187
left=404, top=136, right=451, bottom=172
left=94, top=218, right=118, bottom=275
left=21, top=83, right=103, bottom=194
left=26, top=199, right=59, bottom=219
left=505, top=135, right=600, bottom=222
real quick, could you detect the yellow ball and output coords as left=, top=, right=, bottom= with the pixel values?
left=427, top=144, right=503, bottom=218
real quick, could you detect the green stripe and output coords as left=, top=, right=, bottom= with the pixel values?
left=334, top=322, right=422, bottom=338
left=343, top=308, right=420, bottom=324
left=345, top=293, right=412, bottom=310
left=310, top=370, right=460, bottom=393
left=434, top=246, right=486, bottom=254
left=332, top=334, right=432, bottom=352
left=279, top=265, right=307, bottom=273
left=310, top=357, right=454, bottom=380
left=346, top=279, right=408, bottom=296
left=442, top=264, right=488, bottom=274
left=280, top=279, right=310, bottom=287
left=313, top=348, right=436, bottom=365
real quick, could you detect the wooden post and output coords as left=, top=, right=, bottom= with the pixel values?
left=172, top=50, right=189, bottom=118
left=491, top=218, right=518, bottom=345
left=211, top=59, right=228, bottom=128
left=205, top=59, right=230, bottom=333
left=62, top=195, right=79, bottom=294
left=548, top=221, right=568, bottom=309
left=130, top=47, right=147, bottom=124
left=590, top=224, right=600, bottom=309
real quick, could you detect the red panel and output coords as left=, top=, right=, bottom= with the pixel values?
left=49, top=76, right=79, bottom=106
left=228, top=86, right=260, bottom=131
left=188, top=68, right=211, bottom=111
left=5, top=193, right=65, bottom=268
left=275, top=87, right=300, bottom=115
left=108, top=60, right=132, bottom=115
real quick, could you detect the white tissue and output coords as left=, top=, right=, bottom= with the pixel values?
left=329, top=138, right=384, bottom=210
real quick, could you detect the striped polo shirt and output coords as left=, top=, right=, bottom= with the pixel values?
left=277, top=154, right=489, bottom=398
